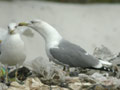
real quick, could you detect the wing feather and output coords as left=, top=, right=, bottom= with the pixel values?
left=50, top=40, right=99, bottom=68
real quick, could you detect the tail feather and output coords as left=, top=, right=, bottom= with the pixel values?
left=90, top=65, right=118, bottom=75
left=97, top=66, right=114, bottom=72
left=99, top=60, right=112, bottom=66
left=92, top=60, right=113, bottom=72
left=89, top=60, right=118, bottom=75
left=93, top=60, right=112, bottom=69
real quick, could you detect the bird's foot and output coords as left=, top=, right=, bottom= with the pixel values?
left=110, top=65, right=120, bottom=78
left=15, top=77, right=24, bottom=85
left=15, top=69, right=24, bottom=85
left=63, top=66, right=70, bottom=76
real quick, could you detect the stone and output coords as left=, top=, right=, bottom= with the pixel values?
left=0, top=83, right=8, bottom=90
left=79, top=74, right=96, bottom=84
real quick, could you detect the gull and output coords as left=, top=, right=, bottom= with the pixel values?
left=18, top=20, right=114, bottom=72
left=0, top=23, right=26, bottom=83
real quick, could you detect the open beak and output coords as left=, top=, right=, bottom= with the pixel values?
left=0, top=40, right=2, bottom=43
left=10, top=30, right=15, bottom=34
left=18, top=22, right=29, bottom=26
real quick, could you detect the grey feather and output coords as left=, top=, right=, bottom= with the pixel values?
left=50, top=39, right=99, bottom=68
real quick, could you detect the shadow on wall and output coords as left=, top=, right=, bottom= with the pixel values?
left=46, top=0, right=120, bottom=3
left=0, top=0, right=120, bottom=3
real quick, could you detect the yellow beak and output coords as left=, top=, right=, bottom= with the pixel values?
left=18, top=22, right=29, bottom=26
left=10, top=30, right=15, bottom=34
left=0, top=40, right=2, bottom=43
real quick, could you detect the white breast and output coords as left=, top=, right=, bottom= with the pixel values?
left=0, top=34, right=26, bottom=66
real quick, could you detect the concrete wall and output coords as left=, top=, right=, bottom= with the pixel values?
left=0, top=1, right=120, bottom=63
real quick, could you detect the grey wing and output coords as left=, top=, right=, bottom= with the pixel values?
left=50, top=41, right=99, bottom=68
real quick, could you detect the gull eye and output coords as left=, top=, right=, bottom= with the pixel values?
left=15, top=26, right=17, bottom=28
left=8, top=26, right=10, bottom=29
left=31, top=21, right=34, bottom=24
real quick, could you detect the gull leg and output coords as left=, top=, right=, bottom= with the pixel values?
left=63, top=66, right=66, bottom=71
left=63, top=66, right=70, bottom=72
left=15, top=64, right=23, bottom=84
left=5, top=65, right=10, bottom=85
left=49, top=80, right=52, bottom=90
left=5, top=65, right=8, bottom=83
left=63, top=65, right=70, bottom=76
left=15, top=64, right=19, bottom=81
left=66, top=66, right=70, bottom=76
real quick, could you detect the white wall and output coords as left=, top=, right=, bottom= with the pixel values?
left=0, top=1, right=120, bottom=63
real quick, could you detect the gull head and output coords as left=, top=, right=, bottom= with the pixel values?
left=18, top=19, right=42, bottom=28
left=8, top=23, right=18, bottom=35
left=18, top=19, right=62, bottom=41
left=18, top=19, right=47, bottom=33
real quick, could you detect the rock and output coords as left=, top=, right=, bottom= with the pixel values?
left=81, top=83, right=92, bottom=89
left=7, top=73, right=120, bottom=90
left=88, top=84, right=111, bottom=90
left=0, top=83, right=8, bottom=90
left=25, top=77, right=44, bottom=89
left=68, top=83, right=82, bottom=90
left=68, top=81, right=91, bottom=90
left=8, top=77, right=69, bottom=90
left=107, top=77, right=120, bottom=87
left=8, top=67, right=32, bottom=81
left=65, top=77, right=82, bottom=90
left=8, top=77, right=50, bottom=90
left=8, top=81, right=28, bottom=90
left=65, top=77, right=80, bottom=83
left=25, top=56, right=66, bottom=85
left=51, top=85, right=69, bottom=90
left=91, top=72, right=120, bottom=87
left=40, top=85, right=50, bottom=90
left=91, top=72, right=108, bottom=82
left=65, top=76, right=92, bottom=90
left=79, top=74, right=96, bottom=84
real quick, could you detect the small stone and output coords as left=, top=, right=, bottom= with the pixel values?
left=40, top=85, right=50, bottom=90
left=8, top=81, right=28, bottom=90
left=0, top=83, right=8, bottom=90
left=88, top=84, right=110, bottom=90
left=79, top=74, right=96, bottom=83
left=68, top=83, right=82, bottom=90
left=65, top=77, right=80, bottom=83
left=91, top=72, right=107, bottom=82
